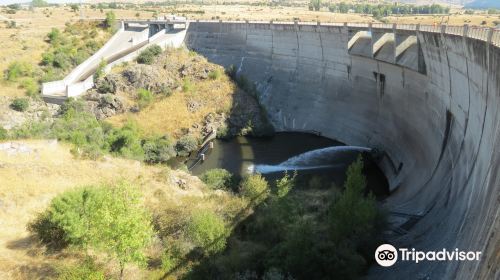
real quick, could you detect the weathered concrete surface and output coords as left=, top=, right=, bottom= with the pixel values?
left=185, top=22, right=499, bottom=279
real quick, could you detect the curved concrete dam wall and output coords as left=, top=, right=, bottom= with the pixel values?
left=184, top=22, right=499, bottom=279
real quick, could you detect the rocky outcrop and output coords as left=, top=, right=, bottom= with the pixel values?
left=0, top=96, right=58, bottom=130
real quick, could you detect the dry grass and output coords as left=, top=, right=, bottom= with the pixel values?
left=0, top=139, right=221, bottom=279
left=107, top=49, right=236, bottom=138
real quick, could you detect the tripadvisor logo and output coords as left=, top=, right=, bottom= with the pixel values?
left=374, top=244, right=482, bottom=267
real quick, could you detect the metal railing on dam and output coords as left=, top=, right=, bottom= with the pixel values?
left=191, top=19, right=500, bottom=47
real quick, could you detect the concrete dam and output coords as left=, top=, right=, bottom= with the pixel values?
left=184, top=22, right=499, bottom=279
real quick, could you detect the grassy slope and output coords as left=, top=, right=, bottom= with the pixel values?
left=106, top=49, right=237, bottom=138
left=0, top=140, right=245, bottom=279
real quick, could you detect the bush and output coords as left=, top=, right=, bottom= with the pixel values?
left=175, top=135, right=198, bottom=157
left=104, top=11, right=116, bottom=30
left=0, top=127, right=7, bottom=140
left=137, top=45, right=162, bottom=65
left=21, top=78, right=40, bottom=97
left=29, top=183, right=154, bottom=279
left=181, top=78, right=194, bottom=92
left=186, top=210, right=228, bottom=255
left=137, top=88, right=154, bottom=109
left=328, top=156, right=380, bottom=243
left=10, top=98, right=29, bottom=112
left=106, top=122, right=144, bottom=160
left=56, top=258, right=105, bottom=280
left=142, top=135, right=176, bottom=164
left=47, top=28, right=61, bottom=44
left=201, top=168, right=235, bottom=190
left=93, top=59, right=107, bottom=81
left=275, top=171, right=296, bottom=198
left=53, top=52, right=71, bottom=69
left=4, top=61, right=33, bottom=81
left=208, top=69, right=222, bottom=80
left=240, top=174, right=270, bottom=205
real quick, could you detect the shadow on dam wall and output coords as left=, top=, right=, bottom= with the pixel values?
left=183, top=22, right=500, bottom=279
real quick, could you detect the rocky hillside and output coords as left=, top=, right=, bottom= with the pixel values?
left=85, top=48, right=273, bottom=141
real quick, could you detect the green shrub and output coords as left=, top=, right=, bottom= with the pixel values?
left=201, top=168, right=235, bottom=190
left=4, top=61, right=33, bottom=81
left=29, top=183, right=154, bottom=279
left=104, top=11, right=116, bottom=30
left=94, top=59, right=107, bottom=81
left=275, top=171, right=296, bottom=198
left=106, top=122, right=144, bottom=160
left=175, top=135, right=198, bottom=157
left=56, top=258, right=105, bottom=280
left=160, top=241, right=184, bottom=273
left=186, top=210, right=228, bottom=255
left=11, top=121, right=52, bottom=139
left=137, top=88, right=154, bottom=109
left=155, top=84, right=172, bottom=97
left=10, top=98, right=29, bottom=112
left=181, top=78, right=194, bottom=93
left=137, top=45, right=162, bottom=65
left=0, top=127, right=7, bottom=140
left=47, top=28, right=61, bottom=44
left=208, top=69, right=221, bottom=80
left=328, top=156, right=381, bottom=243
left=142, top=135, right=176, bottom=164
left=21, top=78, right=40, bottom=97
left=53, top=52, right=71, bottom=69
left=240, top=174, right=270, bottom=205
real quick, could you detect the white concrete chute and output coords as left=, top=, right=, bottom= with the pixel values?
left=42, top=19, right=188, bottom=101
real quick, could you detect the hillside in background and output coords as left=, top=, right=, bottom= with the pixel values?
left=466, top=0, right=500, bottom=9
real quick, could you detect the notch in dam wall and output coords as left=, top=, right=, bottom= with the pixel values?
left=184, top=21, right=500, bottom=279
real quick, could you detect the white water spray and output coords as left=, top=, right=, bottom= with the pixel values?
left=248, top=146, right=371, bottom=174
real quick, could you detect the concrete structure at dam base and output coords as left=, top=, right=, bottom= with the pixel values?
left=45, top=20, right=500, bottom=279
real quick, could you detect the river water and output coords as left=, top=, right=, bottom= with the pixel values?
left=189, top=132, right=389, bottom=197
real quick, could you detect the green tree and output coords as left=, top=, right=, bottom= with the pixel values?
left=94, top=59, right=107, bottom=82
left=201, top=168, right=235, bottom=190
left=31, top=0, right=48, bottom=8
left=142, top=135, right=176, bottom=164
left=240, top=174, right=270, bottom=205
left=309, top=0, right=321, bottom=11
left=10, top=98, right=29, bottom=112
left=186, top=210, right=229, bottom=255
left=70, top=4, right=79, bottom=12
left=175, top=135, right=198, bottom=157
left=29, top=183, right=154, bottom=280
left=104, top=11, right=116, bottom=30
left=275, top=171, right=296, bottom=198
left=328, top=156, right=379, bottom=243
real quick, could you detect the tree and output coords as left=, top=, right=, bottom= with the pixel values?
left=275, top=171, right=296, bottom=198
left=328, top=156, right=379, bottom=243
left=104, top=11, right=116, bottom=30
left=31, top=0, right=48, bottom=8
left=175, top=135, right=198, bottom=157
left=10, top=98, right=29, bottom=112
left=70, top=4, right=79, bottom=12
left=88, top=184, right=154, bottom=279
left=309, top=0, right=321, bottom=11
left=29, top=183, right=154, bottom=280
left=186, top=210, right=229, bottom=255
left=240, top=174, right=270, bottom=205
left=201, top=168, right=235, bottom=190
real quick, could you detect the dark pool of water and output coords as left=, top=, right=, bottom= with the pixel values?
left=189, top=132, right=389, bottom=198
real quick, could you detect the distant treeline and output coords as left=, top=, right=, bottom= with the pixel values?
left=326, top=3, right=450, bottom=16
